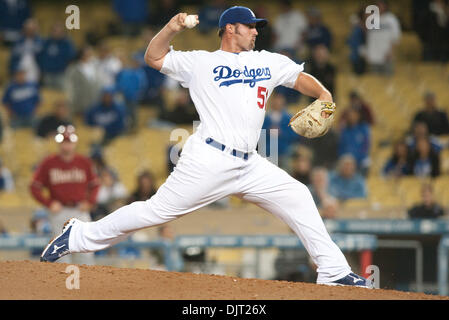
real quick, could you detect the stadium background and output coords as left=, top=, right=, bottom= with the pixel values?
left=0, top=0, right=449, bottom=296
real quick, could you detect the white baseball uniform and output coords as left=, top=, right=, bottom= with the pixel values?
left=67, top=47, right=351, bottom=283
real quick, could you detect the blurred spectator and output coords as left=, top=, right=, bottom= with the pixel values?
left=366, top=0, right=401, bottom=75
left=306, top=45, right=336, bottom=99
left=408, top=136, right=440, bottom=178
left=0, top=158, right=14, bottom=192
left=0, top=0, right=31, bottom=45
left=308, top=167, right=339, bottom=219
left=38, top=23, right=76, bottom=90
left=96, top=169, right=127, bottom=205
left=320, top=193, right=339, bottom=220
left=29, top=209, right=51, bottom=256
left=273, top=0, right=307, bottom=52
left=96, top=42, right=122, bottom=88
left=290, top=146, right=313, bottom=185
left=9, top=18, right=43, bottom=82
left=29, top=125, right=98, bottom=264
left=338, top=107, right=371, bottom=174
left=65, top=46, right=102, bottom=116
left=302, top=127, right=339, bottom=170
left=415, top=0, right=449, bottom=62
left=412, top=92, right=449, bottom=136
left=90, top=148, right=118, bottom=179
left=340, top=91, right=375, bottom=127
left=127, top=170, right=157, bottom=203
left=35, top=99, right=72, bottom=138
left=112, top=0, right=149, bottom=36
left=135, top=29, right=167, bottom=108
left=85, top=88, right=127, bottom=145
left=383, top=140, right=411, bottom=178
left=30, top=209, right=51, bottom=235
left=274, top=49, right=302, bottom=104
left=115, top=53, right=148, bottom=129
left=408, top=183, right=445, bottom=219
left=347, top=7, right=367, bottom=75
left=260, top=92, right=299, bottom=169
left=406, top=121, right=443, bottom=153
left=158, top=89, right=199, bottom=125
left=304, top=7, right=332, bottom=50
left=149, top=0, right=180, bottom=27
left=198, top=0, right=227, bottom=34
left=91, top=168, right=128, bottom=221
left=329, top=154, right=367, bottom=201
left=2, top=68, right=40, bottom=128
left=254, top=5, right=275, bottom=51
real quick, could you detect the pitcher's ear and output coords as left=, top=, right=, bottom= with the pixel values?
left=226, top=23, right=235, bottom=35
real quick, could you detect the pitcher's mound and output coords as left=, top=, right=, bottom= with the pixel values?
left=0, top=260, right=446, bottom=300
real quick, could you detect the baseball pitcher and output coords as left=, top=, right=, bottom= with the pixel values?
left=41, top=7, right=371, bottom=287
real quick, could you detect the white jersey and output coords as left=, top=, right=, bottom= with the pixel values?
left=366, top=12, right=401, bottom=64
left=273, top=10, right=308, bottom=51
left=160, top=48, right=304, bottom=152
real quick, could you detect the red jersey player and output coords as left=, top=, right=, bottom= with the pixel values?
left=30, top=125, right=99, bottom=264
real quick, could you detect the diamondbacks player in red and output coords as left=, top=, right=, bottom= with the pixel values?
left=30, top=125, right=98, bottom=264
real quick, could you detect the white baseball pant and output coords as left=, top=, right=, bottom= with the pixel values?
left=68, top=133, right=351, bottom=283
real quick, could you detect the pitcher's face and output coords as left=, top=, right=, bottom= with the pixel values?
left=234, top=23, right=258, bottom=51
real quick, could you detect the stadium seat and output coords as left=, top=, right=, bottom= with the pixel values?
left=341, top=198, right=371, bottom=210
left=397, top=177, right=429, bottom=207
left=433, top=176, right=449, bottom=207
left=0, top=192, right=24, bottom=208
left=38, top=89, right=66, bottom=116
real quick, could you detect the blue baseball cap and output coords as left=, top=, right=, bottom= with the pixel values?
left=218, top=6, right=267, bottom=29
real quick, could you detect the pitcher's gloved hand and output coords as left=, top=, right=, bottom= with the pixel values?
left=288, top=100, right=336, bottom=138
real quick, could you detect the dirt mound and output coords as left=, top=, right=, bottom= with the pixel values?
left=0, top=260, right=446, bottom=300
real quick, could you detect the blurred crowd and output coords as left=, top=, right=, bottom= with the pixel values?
left=0, top=0, right=448, bottom=227
left=262, top=86, right=449, bottom=219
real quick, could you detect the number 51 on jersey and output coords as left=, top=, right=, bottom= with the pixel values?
left=257, top=86, right=268, bottom=110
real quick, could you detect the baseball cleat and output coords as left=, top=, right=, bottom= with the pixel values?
left=324, top=272, right=373, bottom=289
left=40, top=218, right=77, bottom=262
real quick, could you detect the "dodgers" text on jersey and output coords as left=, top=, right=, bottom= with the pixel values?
left=213, top=65, right=271, bottom=87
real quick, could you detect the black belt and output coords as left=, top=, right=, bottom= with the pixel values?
left=205, top=137, right=249, bottom=160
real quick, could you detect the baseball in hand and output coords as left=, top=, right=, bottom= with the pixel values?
left=184, top=15, right=199, bottom=29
